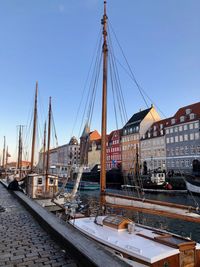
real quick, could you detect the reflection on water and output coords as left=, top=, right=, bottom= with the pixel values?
left=80, top=189, right=200, bottom=242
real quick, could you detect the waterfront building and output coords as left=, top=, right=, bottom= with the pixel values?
left=106, top=129, right=122, bottom=170
left=80, top=124, right=101, bottom=167
left=38, top=136, right=80, bottom=176
left=87, top=132, right=101, bottom=169
left=165, top=102, right=200, bottom=172
left=121, top=106, right=161, bottom=175
left=140, top=118, right=170, bottom=172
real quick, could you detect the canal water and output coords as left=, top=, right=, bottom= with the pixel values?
left=80, top=189, right=200, bottom=243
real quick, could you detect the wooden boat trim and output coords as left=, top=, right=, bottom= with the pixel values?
left=105, top=193, right=200, bottom=223
left=106, top=192, right=198, bottom=211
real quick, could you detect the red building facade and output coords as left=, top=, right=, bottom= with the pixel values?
left=106, top=129, right=122, bottom=170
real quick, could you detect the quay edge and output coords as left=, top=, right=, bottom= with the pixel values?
left=0, top=180, right=131, bottom=267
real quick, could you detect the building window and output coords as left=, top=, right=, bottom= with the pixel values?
left=180, top=116, right=185, bottom=122
left=166, top=138, right=169, bottom=144
left=153, top=131, right=157, bottom=137
left=189, top=113, right=195, bottom=120
left=190, top=145, right=195, bottom=154
left=175, top=136, right=178, bottom=142
left=185, top=160, right=190, bottom=167
left=189, top=123, right=194, bottom=130
left=171, top=118, right=176, bottom=124
left=181, top=160, right=185, bottom=167
left=170, top=128, right=173, bottom=133
left=160, top=124, right=163, bottom=129
left=180, top=146, right=184, bottom=155
left=184, top=134, right=188, bottom=141
left=174, top=127, right=178, bottom=132
left=195, top=132, right=199, bottom=140
left=166, top=129, right=169, bottom=134
left=179, top=135, right=183, bottom=142
left=184, top=124, right=188, bottom=130
left=186, top=108, right=191, bottom=115
left=195, top=122, right=199, bottom=129
left=185, top=146, right=189, bottom=154
left=190, top=133, right=194, bottom=140
left=170, top=137, right=174, bottom=143
left=179, top=125, right=183, bottom=131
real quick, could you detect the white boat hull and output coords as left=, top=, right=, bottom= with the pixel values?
left=186, top=181, right=200, bottom=194
left=70, top=216, right=200, bottom=266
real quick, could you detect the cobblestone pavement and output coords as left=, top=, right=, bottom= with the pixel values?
left=0, top=183, right=77, bottom=267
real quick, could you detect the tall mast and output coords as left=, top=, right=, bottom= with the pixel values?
left=100, top=1, right=108, bottom=194
left=2, top=136, right=6, bottom=168
left=17, top=125, right=23, bottom=179
left=46, top=97, right=51, bottom=192
left=31, top=81, right=38, bottom=172
left=5, top=146, right=8, bottom=174
left=43, top=121, right=46, bottom=174
left=17, top=126, right=21, bottom=169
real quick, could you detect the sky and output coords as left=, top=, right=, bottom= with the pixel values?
left=0, top=0, right=200, bottom=161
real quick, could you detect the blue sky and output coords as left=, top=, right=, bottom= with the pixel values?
left=0, top=0, right=200, bottom=161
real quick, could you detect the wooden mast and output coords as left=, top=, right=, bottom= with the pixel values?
left=43, top=121, right=46, bottom=174
left=2, top=136, right=6, bottom=168
left=100, top=1, right=108, bottom=195
left=17, top=126, right=22, bottom=179
left=30, top=81, right=38, bottom=172
left=5, top=146, right=8, bottom=175
left=45, top=97, right=52, bottom=192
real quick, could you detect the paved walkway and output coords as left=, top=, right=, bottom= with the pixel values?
left=0, top=183, right=77, bottom=267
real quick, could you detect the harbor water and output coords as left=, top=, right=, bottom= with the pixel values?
left=80, top=189, right=200, bottom=243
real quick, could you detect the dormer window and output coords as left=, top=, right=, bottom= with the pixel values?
left=189, top=113, right=195, bottom=120
left=171, top=118, right=176, bottom=124
left=160, top=124, right=163, bottom=129
left=153, top=131, right=157, bottom=137
left=180, top=116, right=185, bottom=122
left=186, top=108, right=191, bottom=115
left=153, top=125, right=157, bottom=131
left=148, top=132, right=151, bottom=138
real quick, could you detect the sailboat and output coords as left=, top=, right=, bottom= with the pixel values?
left=21, top=83, right=66, bottom=209
left=69, top=2, right=200, bottom=266
left=182, top=160, right=200, bottom=195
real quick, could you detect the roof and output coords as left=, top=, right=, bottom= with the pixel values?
left=165, top=102, right=200, bottom=128
left=141, top=102, right=200, bottom=140
left=174, top=102, right=200, bottom=118
left=107, top=129, right=123, bottom=143
left=89, top=130, right=101, bottom=141
left=125, top=107, right=152, bottom=127
left=141, top=118, right=171, bottom=140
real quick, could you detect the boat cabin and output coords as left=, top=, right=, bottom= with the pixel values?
left=151, top=171, right=166, bottom=185
left=26, top=174, right=58, bottom=198
left=102, top=215, right=133, bottom=231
